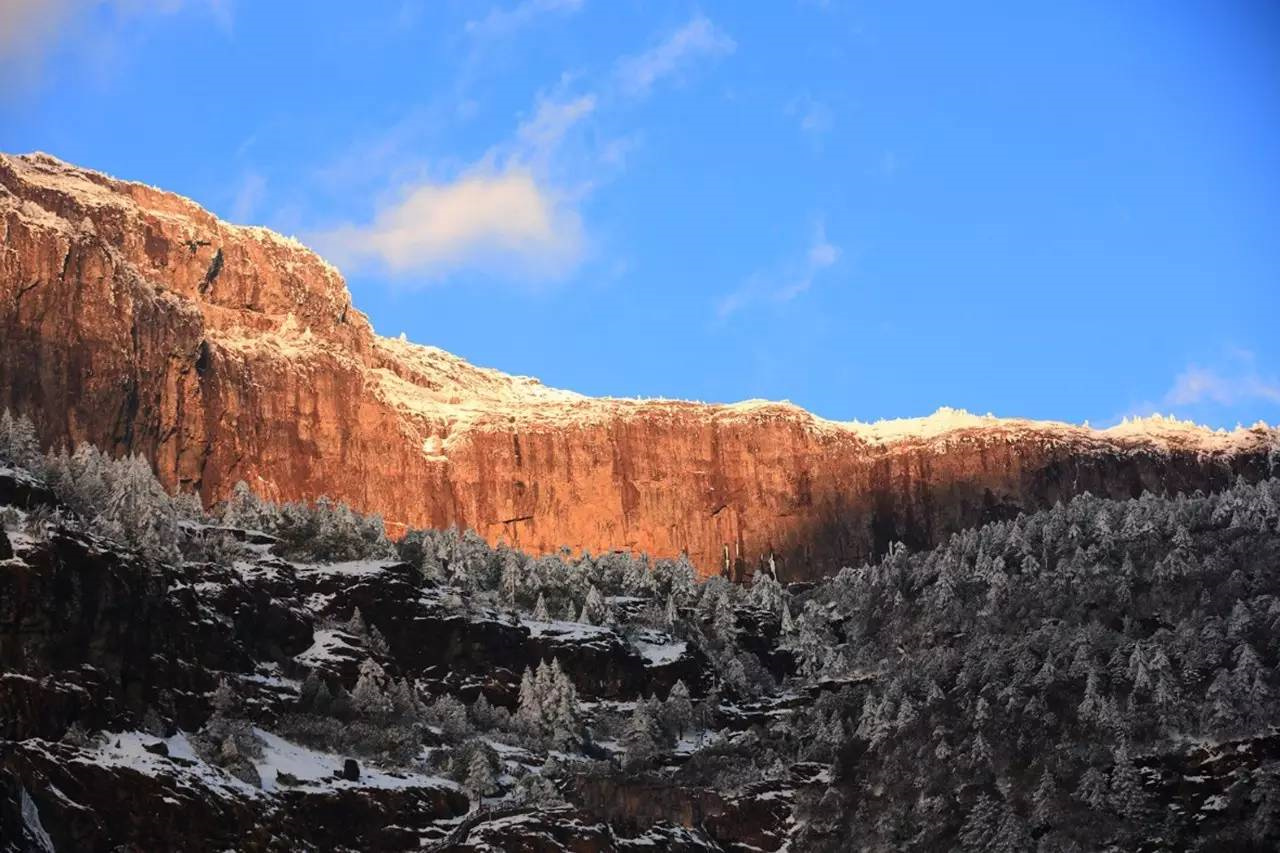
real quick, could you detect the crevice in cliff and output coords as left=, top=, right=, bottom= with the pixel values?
left=194, top=340, right=211, bottom=378
left=199, top=248, right=223, bottom=295
left=11, top=280, right=38, bottom=314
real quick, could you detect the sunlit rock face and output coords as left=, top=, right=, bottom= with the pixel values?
left=2, top=152, right=1276, bottom=580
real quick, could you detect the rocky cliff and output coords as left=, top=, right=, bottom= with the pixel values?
left=1, top=152, right=1276, bottom=580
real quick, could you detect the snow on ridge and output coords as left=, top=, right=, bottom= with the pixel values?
left=79, top=729, right=457, bottom=799
left=251, top=729, right=457, bottom=793
left=294, top=629, right=361, bottom=668
left=634, top=637, right=688, bottom=667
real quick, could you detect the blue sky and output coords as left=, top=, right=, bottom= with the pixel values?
left=3, top=1, right=1278, bottom=428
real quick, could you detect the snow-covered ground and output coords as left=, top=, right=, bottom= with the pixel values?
left=291, top=559, right=402, bottom=578
left=521, top=617, right=612, bottom=641
left=294, top=629, right=361, bottom=668
left=632, top=630, right=687, bottom=666
left=83, top=729, right=460, bottom=797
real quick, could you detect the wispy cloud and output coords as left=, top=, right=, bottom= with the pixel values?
left=1117, top=348, right=1280, bottom=426
left=616, top=15, right=736, bottom=97
left=716, top=222, right=842, bottom=320
left=229, top=172, right=266, bottom=223
left=787, top=94, right=833, bottom=145
left=465, top=0, right=583, bottom=40
left=316, top=13, right=736, bottom=284
left=312, top=91, right=598, bottom=282
left=313, top=168, right=583, bottom=279
left=1164, top=364, right=1280, bottom=408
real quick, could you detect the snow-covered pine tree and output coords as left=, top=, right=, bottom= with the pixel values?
left=662, top=679, right=693, bottom=739
left=0, top=412, right=40, bottom=469
left=98, top=454, right=180, bottom=561
left=351, top=658, right=393, bottom=720
left=578, top=584, right=609, bottom=625
left=1031, top=767, right=1060, bottom=828
left=546, top=659, right=584, bottom=750
left=465, top=749, right=497, bottom=805
left=621, top=697, right=662, bottom=768
left=957, top=793, right=1001, bottom=852
left=1073, top=766, right=1108, bottom=810
left=664, top=593, right=679, bottom=628
left=514, top=667, right=543, bottom=735
left=780, top=599, right=795, bottom=635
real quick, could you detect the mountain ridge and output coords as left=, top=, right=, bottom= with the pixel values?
left=1, top=151, right=1276, bottom=579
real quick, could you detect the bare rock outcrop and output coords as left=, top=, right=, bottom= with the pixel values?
left=2, top=152, right=1276, bottom=579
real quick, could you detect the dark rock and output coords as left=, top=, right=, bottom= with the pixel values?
left=142, top=741, right=169, bottom=757
left=341, top=758, right=360, bottom=781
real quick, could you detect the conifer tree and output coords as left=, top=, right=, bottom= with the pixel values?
left=663, top=679, right=693, bottom=739
left=465, top=749, right=497, bottom=804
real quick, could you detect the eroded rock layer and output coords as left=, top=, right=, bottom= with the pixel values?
left=1, top=152, right=1276, bottom=579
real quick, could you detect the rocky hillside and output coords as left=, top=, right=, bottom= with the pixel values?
left=1, top=152, right=1276, bottom=580
left=3, top=449, right=1280, bottom=850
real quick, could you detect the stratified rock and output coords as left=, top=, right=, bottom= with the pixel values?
left=2, top=152, right=1276, bottom=580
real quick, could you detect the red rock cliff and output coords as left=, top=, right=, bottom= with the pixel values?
left=1, top=153, right=1276, bottom=579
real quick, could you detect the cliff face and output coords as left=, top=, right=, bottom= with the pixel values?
left=1, top=152, right=1276, bottom=580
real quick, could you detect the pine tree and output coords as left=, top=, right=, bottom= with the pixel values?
left=210, top=679, right=238, bottom=716
left=621, top=698, right=662, bottom=768
left=545, top=659, right=584, bottom=750
left=465, top=749, right=497, bottom=804
left=958, top=794, right=1001, bottom=851
left=352, top=658, right=393, bottom=719
left=532, top=592, right=551, bottom=622
left=366, top=625, right=391, bottom=657
left=345, top=607, right=367, bottom=636
left=664, top=593, right=679, bottom=628
left=2, top=413, right=40, bottom=468
left=499, top=549, right=523, bottom=605
left=98, top=454, right=180, bottom=560
left=515, top=770, right=561, bottom=805
left=222, top=480, right=268, bottom=531
left=1073, top=767, right=1108, bottom=810
left=1031, top=767, right=1060, bottom=828
left=299, top=671, right=324, bottom=709
left=0, top=410, right=11, bottom=461
left=991, top=806, right=1033, bottom=853
left=1109, top=744, right=1146, bottom=819
left=578, top=584, right=609, bottom=625
left=515, top=666, right=542, bottom=735
left=662, top=679, right=693, bottom=739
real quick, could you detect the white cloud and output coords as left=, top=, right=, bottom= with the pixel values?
left=312, top=92, right=599, bottom=282
left=717, top=222, right=842, bottom=320
left=1164, top=364, right=1280, bottom=408
left=1116, top=349, right=1280, bottom=426
left=465, top=0, right=583, bottom=39
left=616, top=15, right=736, bottom=97
left=313, top=168, right=583, bottom=279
